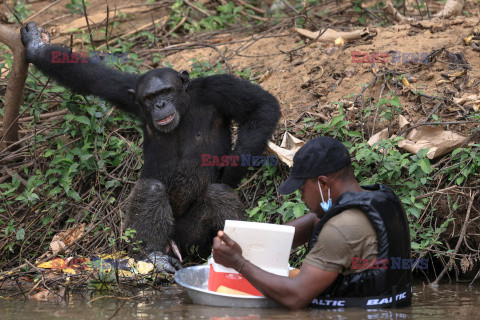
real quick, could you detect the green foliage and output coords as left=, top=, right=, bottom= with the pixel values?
left=240, top=163, right=308, bottom=267
left=189, top=58, right=226, bottom=78
left=353, top=0, right=367, bottom=25
left=169, top=0, right=246, bottom=33
left=245, top=165, right=308, bottom=224
left=7, top=0, right=32, bottom=23
left=0, top=64, right=142, bottom=260
left=66, top=0, right=88, bottom=15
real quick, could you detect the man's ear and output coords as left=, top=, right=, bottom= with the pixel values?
left=317, top=176, right=329, bottom=189
left=179, top=70, right=190, bottom=88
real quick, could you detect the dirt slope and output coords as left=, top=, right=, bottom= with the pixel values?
left=164, top=17, right=480, bottom=133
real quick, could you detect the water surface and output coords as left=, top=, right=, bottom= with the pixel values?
left=1, top=284, right=479, bottom=319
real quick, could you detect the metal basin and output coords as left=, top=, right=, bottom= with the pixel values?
left=174, top=265, right=279, bottom=308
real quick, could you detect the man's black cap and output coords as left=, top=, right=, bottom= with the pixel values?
left=278, top=136, right=351, bottom=195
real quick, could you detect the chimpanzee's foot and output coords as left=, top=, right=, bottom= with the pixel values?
left=147, top=251, right=182, bottom=273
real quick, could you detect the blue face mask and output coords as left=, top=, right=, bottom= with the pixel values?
left=318, top=181, right=332, bottom=212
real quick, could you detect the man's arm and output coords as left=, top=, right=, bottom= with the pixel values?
left=189, top=74, right=281, bottom=187
left=212, top=231, right=338, bottom=310
left=21, top=22, right=141, bottom=116
left=286, top=212, right=320, bottom=248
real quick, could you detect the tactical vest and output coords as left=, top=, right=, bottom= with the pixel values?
left=308, top=184, right=412, bottom=308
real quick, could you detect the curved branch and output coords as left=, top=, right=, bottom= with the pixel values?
left=435, top=0, right=465, bottom=18
left=382, top=0, right=414, bottom=23
left=0, top=23, right=28, bottom=148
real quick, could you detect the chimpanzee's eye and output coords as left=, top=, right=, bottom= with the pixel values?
left=159, top=88, right=173, bottom=95
left=145, top=94, right=156, bottom=102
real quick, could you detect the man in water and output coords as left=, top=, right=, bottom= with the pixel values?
left=213, top=136, right=412, bottom=309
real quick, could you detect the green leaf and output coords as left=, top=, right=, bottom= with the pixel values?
left=418, top=159, right=431, bottom=174
left=411, top=242, right=421, bottom=250
left=293, top=205, right=303, bottom=218
left=16, top=228, right=25, bottom=241
left=75, top=115, right=91, bottom=125
left=248, top=207, right=260, bottom=217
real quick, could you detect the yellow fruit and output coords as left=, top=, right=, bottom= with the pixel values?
left=216, top=285, right=253, bottom=296
left=289, top=269, right=300, bottom=278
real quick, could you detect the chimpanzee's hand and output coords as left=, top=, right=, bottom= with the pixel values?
left=20, top=22, right=50, bottom=63
left=212, top=231, right=245, bottom=271
left=147, top=251, right=182, bottom=274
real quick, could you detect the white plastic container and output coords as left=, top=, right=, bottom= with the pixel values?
left=207, top=220, right=295, bottom=295
left=221, top=220, right=295, bottom=276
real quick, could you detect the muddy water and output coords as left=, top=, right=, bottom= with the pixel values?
left=1, top=284, right=479, bottom=319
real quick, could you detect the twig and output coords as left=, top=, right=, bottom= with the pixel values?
left=4, top=1, right=23, bottom=26
left=431, top=191, right=478, bottom=285
left=241, top=10, right=268, bottom=22
left=159, top=42, right=231, bottom=74
left=279, top=0, right=300, bottom=14
left=40, top=14, right=71, bottom=27
left=397, top=120, right=478, bottom=137
left=117, top=1, right=172, bottom=10
left=165, top=16, right=187, bottom=37
left=105, top=5, right=110, bottom=50
left=234, top=0, right=266, bottom=14
left=413, top=0, right=424, bottom=19
left=415, top=186, right=457, bottom=200
left=183, top=0, right=211, bottom=16
left=82, top=0, right=97, bottom=52
left=25, top=0, right=62, bottom=23
left=3, top=167, right=27, bottom=186
left=98, top=17, right=168, bottom=49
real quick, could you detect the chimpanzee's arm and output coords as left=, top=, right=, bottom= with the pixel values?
left=190, top=74, right=281, bottom=187
left=21, top=22, right=140, bottom=116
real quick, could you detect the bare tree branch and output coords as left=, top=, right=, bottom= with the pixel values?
left=436, top=0, right=465, bottom=18
left=382, top=0, right=414, bottom=22
left=0, top=24, right=28, bottom=148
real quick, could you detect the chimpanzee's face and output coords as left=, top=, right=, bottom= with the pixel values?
left=134, top=69, right=189, bottom=133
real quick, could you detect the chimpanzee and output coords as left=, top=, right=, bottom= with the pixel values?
left=21, top=22, right=281, bottom=272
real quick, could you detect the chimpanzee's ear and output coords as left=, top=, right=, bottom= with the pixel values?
left=179, top=70, right=190, bottom=88
left=127, top=89, right=136, bottom=97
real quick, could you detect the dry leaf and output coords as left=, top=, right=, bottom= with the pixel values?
left=267, top=132, right=305, bottom=167
left=453, top=94, right=480, bottom=112
left=334, top=37, right=345, bottom=46
left=398, top=115, right=409, bottom=131
left=460, top=255, right=473, bottom=273
left=294, top=27, right=369, bottom=43
left=398, top=126, right=469, bottom=159
left=367, top=128, right=389, bottom=146
left=49, top=224, right=85, bottom=255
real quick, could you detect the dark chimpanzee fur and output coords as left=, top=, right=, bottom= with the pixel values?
left=21, top=22, right=281, bottom=272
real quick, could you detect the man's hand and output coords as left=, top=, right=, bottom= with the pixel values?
left=20, top=22, right=50, bottom=63
left=212, top=231, right=245, bottom=271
